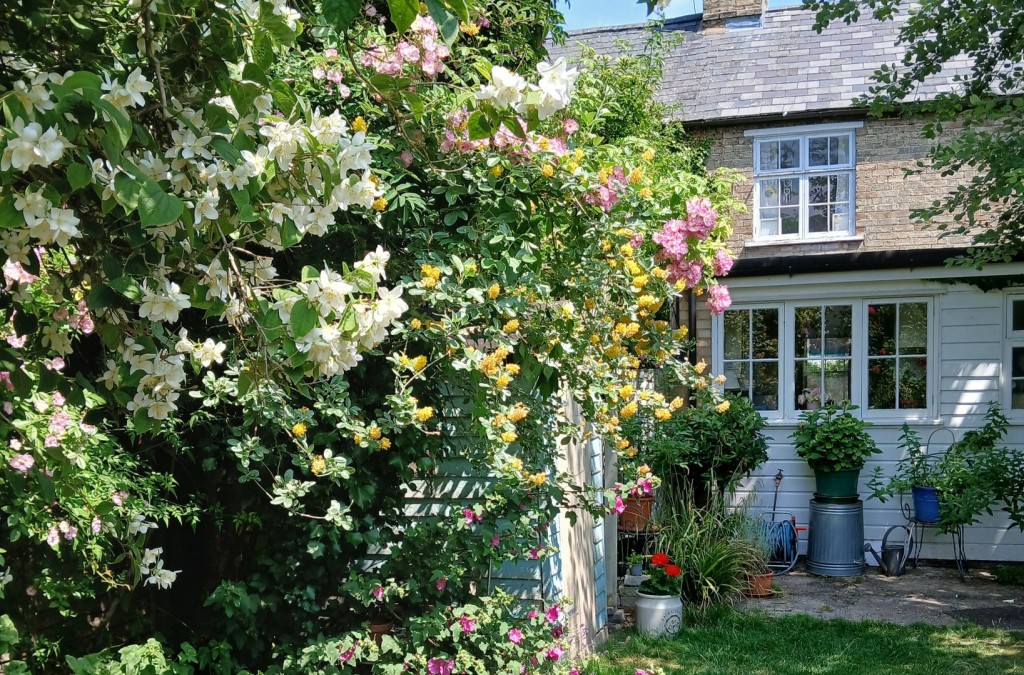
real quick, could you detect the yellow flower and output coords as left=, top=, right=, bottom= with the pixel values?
left=619, top=243, right=634, bottom=257
left=541, top=164, right=555, bottom=178
left=503, top=318, right=520, bottom=333
left=632, top=275, right=649, bottom=290
left=500, top=430, right=518, bottom=444
left=669, top=396, right=685, bottom=411
left=584, top=298, right=596, bottom=310
left=567, top=160, right=579, bottom=172
left=616, top=438, right=631, bottom=450
left=508, top=404, right=529, bottom=423
left=638, top=187, right=653, bottom=199
left=495, top=374, right=512, bottom=389
left=600, top=239, right=612, bottom=252
left=674, top=278, right=687, bottom=291
left=353, top=433, right=364, bottom=444
left=419, top=2, right=427, bottom=12
left=488, top=283, right=501, bottom=300
left=422, top=277, right=437, bottom=289
left=292, top=422, right=308, bottom=438
left=490, top=165, right=504, bottom=178
left=411, top=355, right=428, bottom=371
left=372, top=197, right=388, bottom=212
left=589, top=334, right=600, bottom=345
left=694, top=359, right=707, bottom=374
left=618, top=384, right=634, bottom=399
left=414, top=407, right=435, bottom=422
left=574, top=148, right=584, bottom=161
left=311, top=456, right=326, bottom=475
left=410, top=318, right=422, bottom=329
left=637, top=295, right=660, bottom=312
left=716, top=401, right=731, bottom=414
left=459, top=20, right=480, bottom=35
left=625, top=447, right=638, bottom=458
left=620, top=401, right=638, bottom=419
left=654, top=408, right=672, bottom=421
left=637, top=464, right=651, bottom=476
left=368, top=425, right=382, bottom=440
left=528, top=472, right=547, bottom=486
left=651, top=266, right=667, bottom=279
left=596, top=167, right=611, bottom=184
left=628, top=167, right=644, bottom=184
left=625, top=260, right=642, bottom=276
left=505, top=363, right=520, bottom=375
left=715, top=374, right=727, bottom=386
left=674, top=327, right=689, bottom=339
left=638, top=390, right=650, bottom=402
left=493, top=413, right=507, bottom=427
left=642, top=148, right=655, bottom=162
left=378, top=437, right=391, bottom=450
left=353, top=116, right=368, bottom=133
left=508, top=457, right=524, bottom=473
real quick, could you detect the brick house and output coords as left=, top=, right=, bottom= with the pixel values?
left=552, top=1, right=1024, bottom=565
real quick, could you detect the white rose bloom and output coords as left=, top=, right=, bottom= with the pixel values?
left=235, top=0, right=260, bottom=20
left=253, top=94, right=273, bottom=115
left=122, top=68, right=154, bottom=107
left=166, top=126, right=213, bottom=161
left=475, top=66, right=527, bottom=110
left=138, top=151, right=171, bottom=182
left=354, top=245, right=389, bottom=282
left=245, top=256, right=277, bottom=282
left=534, top=58, right=578, bottom=119
left=332, top=171, right=380, bottom=211
left=1, top=229, right=31, bottom=265
left=266, top=202, right=293, bottom=225
left=306, top=269, right=353, bottom=317
left=273, top=294, right=299, bottom=323
left=98, top=359, right=121, bottom=389
left=36, top=207, right=82, bottom=247
left=138, top=278, right=192, bottom=323
left=194, top=338, right=226, bottom=367
left=196, top=257, right=231, bottom=301
left=40, top=323, right=72, bottom=356
left=305, top=204, right=335, bottom=237
left=374, top=286, right=408, bottom=324
left=240, top=146, right=270, bottom=177
left=100, top=74, right=134, bottom=110
left=310, top=109, right=348, bottom=146
left=146, top=391, right=180, bottom=420
left=174, top=329, right=194, bottom=354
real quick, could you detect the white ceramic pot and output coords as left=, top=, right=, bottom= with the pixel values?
left=634, top=592, right=683, bottom=636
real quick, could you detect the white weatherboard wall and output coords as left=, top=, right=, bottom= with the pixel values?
left=717, top=264, right=1024, bottom=564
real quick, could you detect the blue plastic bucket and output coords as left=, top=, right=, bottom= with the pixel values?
left=912, top=486, right=941, bottom=524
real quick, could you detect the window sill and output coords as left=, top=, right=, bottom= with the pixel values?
left=744, top=235, right=864, bottom=249
left=760, top=415, right=942, bottom=429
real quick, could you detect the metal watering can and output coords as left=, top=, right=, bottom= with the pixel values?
left=864, top=525, right=912, bottom=576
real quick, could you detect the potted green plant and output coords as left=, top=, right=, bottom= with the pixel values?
left=626, top=552, right=644, bottom=576
left=791, top=403, right=879, bottom=500
left=635, top=552, right=684, bottom=636
left=734, top=514, right=775, bottom=598
left=866, top=425, right=941, bottom=523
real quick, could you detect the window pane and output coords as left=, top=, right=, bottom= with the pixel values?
left=722, top=361, right=747, bottom=396
left=759, top=141, right=779, bottom=171
left=833, top=135, right=850, bottom=164
left=868, top=303, right=896, bottom=356
left=809, top=205, right=828, bottom=233
left=868, top=358, right=896, bottom=409
left=1013, top=347, right=1024, bottom=379
left=831, top=204, right=850, bottom=232
left=833, top=173, right=850, bottom=201
left=899, top=303, right=928, bottom=355
left=899, top=358, right=927, bottom=409
left=795, top=359, right=815, bottom=404
left=760, top=179, right=780, bottom=207
left=780, top=178, right=800, bottom=206
left=824, top=358, right=852, bottom=405
left=759, top=210, right=779, bottom=236
left=795, top=306, right=822, bottom=358
left=824, top=305, right=852, bottom=356
left=809, top=175, right=829, bottom=205
left=724, top=310, right=749, bottom=359
left=780, top=139, right=800, bottom=169
left=752, top=362, right=779, bottom=411
left=1013, top=300, right=1024, bottom=332
left=752, top=308, right=779, bottom=359
left=781, top=208, right=800, bottom=235
left=809, top=137, right=829, bottom=166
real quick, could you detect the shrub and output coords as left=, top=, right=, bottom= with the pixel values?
left=791, top=403, right=879, bottom=472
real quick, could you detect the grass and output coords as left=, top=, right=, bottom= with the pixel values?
left=993, top=565, right=1024, bottom=588
left=584, top=607, right=1023, bottom=674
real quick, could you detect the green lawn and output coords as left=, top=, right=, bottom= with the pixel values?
left=584, top=608, right=1023, bottom=675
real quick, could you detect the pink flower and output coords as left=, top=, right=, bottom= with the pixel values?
left=363, top=4, right=377, bottom=17
left=312, top=66, right=326, bottom=80
left=613, top=495, right=626, bottom=515
left=400, top=149, right=414, bottom=167
left=683, top=196, right=718, bottom=240
left=508, top=628, right=523, bottom=644
left=51, top=392, right=65, bottom=407
left=9, top=453, right=33, bottom=474
left=426, top=658, right=454, bottom=675
left=706, top=285, right=732, bottom=315
left=459, top=614, right=476, bottom=633
left=0, top=371, right=13, bottom=392
left=396, top=42, right=420, bottom=63
left=52, top=307, right=68, bottom=321
left=59, top=520, right=77, bottom=540
left=546, top=645, right=564, bottom=661
left=436, top=577, right=447, bottom=591
left=563, top=118, right=579, bottom=135
left=46, top=526, right=60, bottom=548
left=324, top=48, right=339, bottom=57
left=529, top=547, right=540, bottom=560
left=550, top=625, right=563, bottom=638
left=49, top=411, right=72, bottom=435
left=339, top=644, right=357, bottom=662
left=372, top=585, right=385, bottom=600
left=44, top=434, right=60, bottom=448
left=43, top=357, right=65, bottom=371
left=3, top=402, right=12, bottom=415
left=545, top=605, right=561, bottom=624
left=527, top=610, right=538, bottom=620
left=91, top=517, right=102, bottom=533
left=112, top=490, right=127, bottom=507
left=463, top=507, right=482, bottom=525
left=491, top=534, right=501, bottom=547
left=713, top=249, right=734, bottom=277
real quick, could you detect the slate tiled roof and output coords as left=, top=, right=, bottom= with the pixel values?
left=547, top=7, right=973, bottom=125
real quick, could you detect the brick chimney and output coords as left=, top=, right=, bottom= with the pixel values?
left=702, top=0, right=765, bottom=31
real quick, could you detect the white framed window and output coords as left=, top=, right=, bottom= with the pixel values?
left=746, top=122, right=862, bottom=242
left=1004, top=294, right=1024, bottom=412
left=715, top=295, right=934, bottom=421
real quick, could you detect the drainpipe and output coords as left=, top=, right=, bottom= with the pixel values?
left=687, top=289, right=697, bottom=366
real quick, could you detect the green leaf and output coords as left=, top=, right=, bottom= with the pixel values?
left=301, top=265, right=320, bottom=282
left=108, top=276, right=143, bottom=301
left=340, top=306, right=357, bottom=334
left=387, top=0, right=419, bottom=33
left=67, top=163, right=92, bottom=191
left=425, top=0, right=459, bottom=44
left=467, top=111, right=491, bottom=141
left=94, top=98, right=132, bottom=148
left=271, top=81, right=299, bottom=116
left=86, top=284, right=122, bottom=312
left=446, top=0, right=470, bottom=21
left=347, top=268, right=377, bottom=294
left=0, top=195, right=24, bottom=229
left=138, top=181, right=183, bottom=228
left=60, top=71, right=103, bottom=95
left=322, top=0, right=363, bottom=31
left=210, top=137, right=243, bottom=164
left=113, top=173, right=142, bottom=212
left=290, top=300, right=318, bottom=338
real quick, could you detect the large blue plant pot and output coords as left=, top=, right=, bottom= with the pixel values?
left=912, top=486, right=941, bottom=524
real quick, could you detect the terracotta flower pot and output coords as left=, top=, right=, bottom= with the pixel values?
left=618, top=494, right=655, bottom=532
left=742, top=571, right=774, bottom=598
left=368, top=618, right=393, bottom=646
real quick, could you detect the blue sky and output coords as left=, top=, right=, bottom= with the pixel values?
left=559, top=0, right=704, bottom=31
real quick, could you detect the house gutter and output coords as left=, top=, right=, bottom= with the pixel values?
left=728, top=247, right=1017, bottom=278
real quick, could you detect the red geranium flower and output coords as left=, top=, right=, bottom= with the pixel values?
left=664, top=564, right=682, bottom=577
left=650, top=552, right=669, bottom=567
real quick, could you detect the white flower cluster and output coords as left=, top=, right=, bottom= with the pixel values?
left=121, top=339, right=187, bottom=420
left=475, top=57, right=579, bottom=120
left=140, top=547, right=180, bottom=590
left=275, top=246, right=407, bottom=378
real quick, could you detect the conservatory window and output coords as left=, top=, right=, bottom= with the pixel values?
left=866, top=302, right=929, bottom=410
left=793, top=304, right=852, bottom=410
left=722, top=307, right=781, bottom=412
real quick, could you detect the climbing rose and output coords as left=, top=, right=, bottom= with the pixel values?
left=706, top=284, right=732, bottom=315
left=9, top=453, right=34, bottom=474
left=427, top=658, right=454, bottom=675
left=545, top=605, right=561, bottom=624
left=508, top=628, right=523, bottom=644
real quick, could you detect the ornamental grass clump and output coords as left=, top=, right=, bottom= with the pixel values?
left=639, top=552, right=683, bottom=596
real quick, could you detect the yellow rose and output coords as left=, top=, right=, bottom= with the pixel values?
left=410, top=318, right=422, bottom=329
left=459, top=20, right=480, bottom=35
left=372, top=197, right=388, bottom=212
left=503, top=319, right=520, bottom=333
left=642, top=148, right=655, bottom=162
left=541, top=164, right=555, bottom=178
left=292, top=422, right=308, bottom=438
left=716, top=401, right=731, bottom=414
left=353, top=116, right=368, bottom=133
left=379, top=437, right=391, bottom=450
left=620, top=401, right=638, bottom=419
left=411, top=355, right=428, bottom=371
left=500, top=430, right=518, bottom=444
left=488, top=283, right=501, bottom=300
left=311, top=456, right=326, bottom=475
left=528, top=472, right=547, bottom=486
left=414, top=407, right=434, bottom=422
left=491, top=164, right=504, bottom=177
left=368, top=425, right=382, bottom=440
left=654, top=408, right=672, bottom=421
